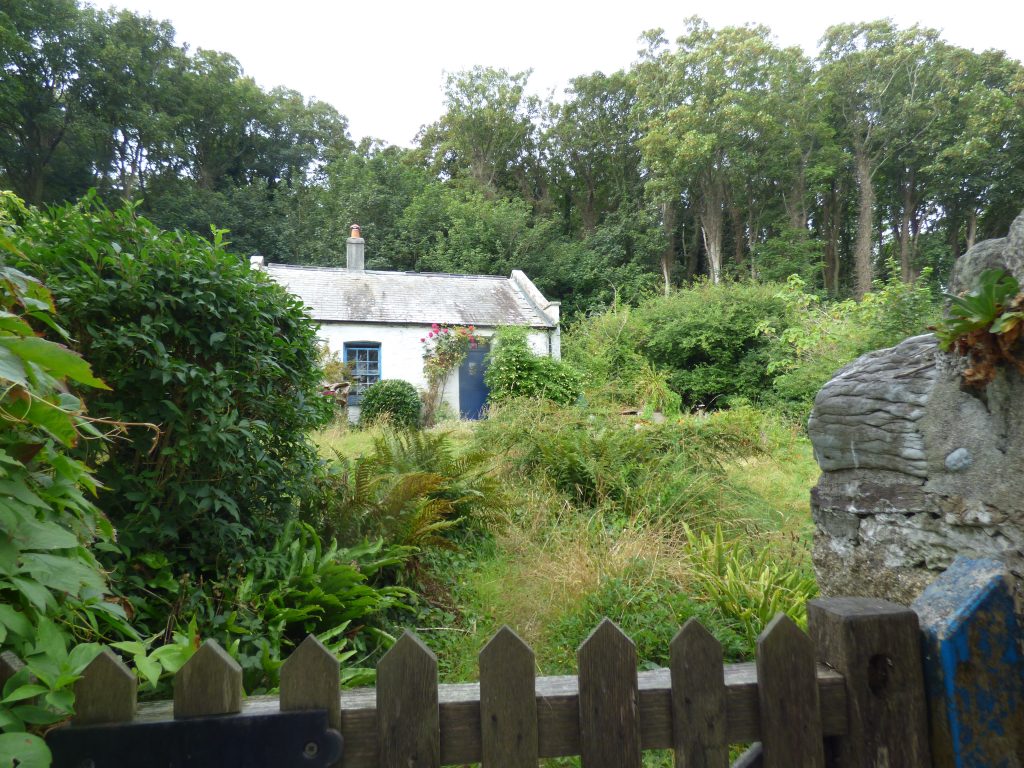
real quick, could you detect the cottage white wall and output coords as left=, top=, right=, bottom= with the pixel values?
left=317, top=322, right=554, bottom=420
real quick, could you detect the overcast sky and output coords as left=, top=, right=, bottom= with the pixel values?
left=87, top=0, right=1024, bottom=148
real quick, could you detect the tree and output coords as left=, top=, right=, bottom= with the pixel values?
left=818, top=21, right=944, bottom=296
left=0, top=0, right=105, bottom=203
left=417, top=67, right=541, bottom=198
left=636, top=19, right=800, bottom=284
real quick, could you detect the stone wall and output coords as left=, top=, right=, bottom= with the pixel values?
left=809, top=212, right=1024, bottom=611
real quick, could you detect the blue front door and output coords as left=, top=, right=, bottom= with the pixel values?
left=458, top=342, right=490, bottom=420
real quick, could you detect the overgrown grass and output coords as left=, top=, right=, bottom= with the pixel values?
left=389, top=401, right=820, bottom=687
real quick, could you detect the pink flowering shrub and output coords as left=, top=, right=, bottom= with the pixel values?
left=421, top=323, right=478, bottom=424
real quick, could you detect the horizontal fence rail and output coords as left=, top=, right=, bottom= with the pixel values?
left=41, top=596, right=948, bottom=768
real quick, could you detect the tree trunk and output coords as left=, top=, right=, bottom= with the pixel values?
left=967, top=210, right=978, bottom=250
left=853, top=149, right=875, bottom=299
left=948, top=211, right=961, bottom=262
left=700, top=174, right=725, bottom=284
left=822, top=181, right=841, bottom=296
left=899, top=169, right=916, bottom=282
left=730, top=201, right=745, bottom=271
left=660, top=201, right=675, bottom=294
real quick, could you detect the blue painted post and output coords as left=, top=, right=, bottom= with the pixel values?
left=912, top=556, right=1024, bottom=767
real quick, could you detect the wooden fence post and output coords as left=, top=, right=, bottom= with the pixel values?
left=376, top=630, right=440, bottom=768
left=912, top=556, right=1024, bottom=766
left=669, top=618, right=727, bottom=767
left=808, top=596, right=931, bottom=767
left=756, top=613, right=825, bottom=768
left=577, top=618, right=642, bottom=768
left=479, top=626, right=538, bottom=768
left=173, top=639, right=243, bottom=719
left=73, top=647, right=137, bottom=726
left=280, top=634, right=341, bottom=732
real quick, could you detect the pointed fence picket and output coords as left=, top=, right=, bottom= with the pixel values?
left=41, top=590, right=992, bottom=768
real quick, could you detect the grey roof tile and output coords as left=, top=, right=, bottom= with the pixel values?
left=264, top=264, right=555, bottom=328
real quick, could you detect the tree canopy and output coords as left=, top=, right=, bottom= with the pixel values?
left=3, top=2, right=1024, bottom=310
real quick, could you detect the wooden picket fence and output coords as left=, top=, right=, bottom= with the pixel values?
left=29, top=556, right=1024, bottom=766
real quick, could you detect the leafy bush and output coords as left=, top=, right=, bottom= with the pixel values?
left=484, top=326, right=581, bottom=406
left=638, top=280, right=795, bottom=409
left=359, top=379, right=422, bottom=429
left=4, top=192, right=332, bottom=573
left=0, top=211, right=132, bottom=764
left=113, top=523, right=414, bottom=694
left=767, top=269, right=940, bottom=413
left=683, top=525, right=818, bottom=651
left=305, top=430, right=506, bottom=553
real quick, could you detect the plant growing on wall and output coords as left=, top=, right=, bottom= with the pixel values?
left=934, top=268, right=1024, bottom=389
left=421, top=323, right=477, bottom=425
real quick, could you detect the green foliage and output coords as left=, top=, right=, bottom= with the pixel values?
left=475, top=399, right=765, bottom=522
left=935, top=269, right=1023, bottom=349
left=359, top=379, right=422, bottom=430
left=639, top=281, right=795, bottom=408
left=547, top=567, right=748, bottom=670
left=0, top=204, right=131, bottom=763
left=932, top=268, right=1024, bottom=389
left=683, top=524, right=818, bottom=650
left=305, top=429, right=506, bottom=553
left=115, top=523, right=414, bottom=693
left=4, top=193, right=332, bottom=575
left=767, top=269, right=940, bottom=412
left=484, top=326, right=582, bottom=406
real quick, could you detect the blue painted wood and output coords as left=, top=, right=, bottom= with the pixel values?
left=912, top=556, right=1024, bottom=767
left=457, top=342, right=489, bottom=420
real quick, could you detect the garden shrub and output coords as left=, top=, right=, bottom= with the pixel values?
left=4, top=192, right=332, bottom=576
left=359, top=379, right=422, bottom=429
left=304, top=429, right=507, bottom=554
left=766, top=269, right=940, bottom=415
left=0, top=207, right=133, bottom=763
left=484, top=326, right=581, bottom=405
left=637, top=280, right=795, bottom=409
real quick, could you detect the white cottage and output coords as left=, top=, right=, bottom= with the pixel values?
left=254, top=226, right=560, bottom=420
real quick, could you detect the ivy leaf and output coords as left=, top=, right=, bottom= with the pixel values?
left=0, top=345, right=27, bottom=385
left=8, top=515, right=79, bottom=550
left=0, top=732, right=52, bottom=768
left=0, top=337, right=109, bottom=389
left=0, top=604, right=32, bottom=638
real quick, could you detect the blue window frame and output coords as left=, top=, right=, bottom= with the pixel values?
left=344, top=342, right=381, bottom=399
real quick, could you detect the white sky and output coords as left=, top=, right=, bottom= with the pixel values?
left=88, top=0, right=1024, bottom=148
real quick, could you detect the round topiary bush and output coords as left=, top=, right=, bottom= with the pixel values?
left=359, top=379, right=422, bottom=429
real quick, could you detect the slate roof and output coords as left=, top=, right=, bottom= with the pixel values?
left=264, top=264, right=556, bottom=328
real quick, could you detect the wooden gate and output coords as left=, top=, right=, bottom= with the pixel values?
left=24, top=555, right=1024, bottom=767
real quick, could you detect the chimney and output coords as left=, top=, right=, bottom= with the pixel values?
left=346, top=224, right=364, bottom=271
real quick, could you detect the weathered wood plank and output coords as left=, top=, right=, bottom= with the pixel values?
left=72, top=647, right=137, bottom=725
left=479, top=626, right=538, bottom=768
left=126, top=661, right=847, bottom=766
left=173, top=640, right=243, bottom=719
left=280, top=634, right=341, bottom=731
left=376, top=630, right=439, bottom=768
left=756, top=614, right=824, bottom=768
left=912, top=556, right=1024, bottom=766
left=809, top=596, right=931, bottom=767
left=577, top=618, right=642, bottom=768
left=731, top=742, right=763, bottom=768
left=670, top=619, right=728, bottom=767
